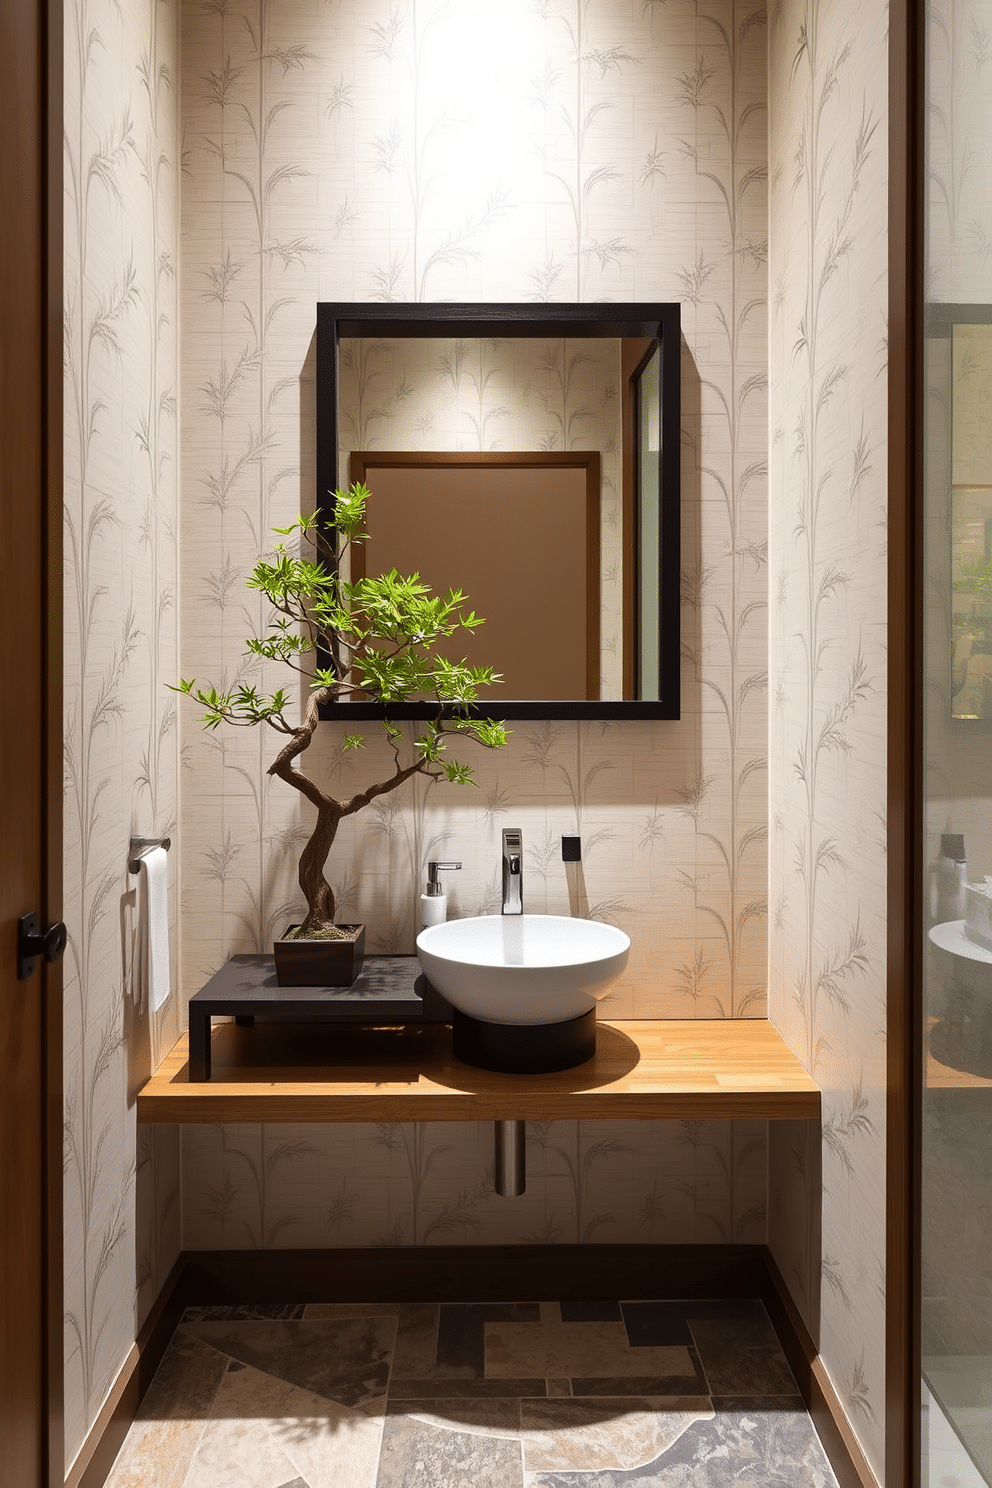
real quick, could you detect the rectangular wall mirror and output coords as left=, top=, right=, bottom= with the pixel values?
left=315, top=303, right=681, bottom=720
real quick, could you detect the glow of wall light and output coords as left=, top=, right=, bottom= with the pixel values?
left=363, top=1, right=550, bottom=200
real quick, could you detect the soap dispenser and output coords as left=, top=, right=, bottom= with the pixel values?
left=421, top=861, right=461, bottom=930
left=932, top=833, right=967, bottom=923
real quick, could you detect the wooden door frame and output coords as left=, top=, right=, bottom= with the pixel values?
left=45, top=0, right=66, bottom=1473
left=0, top=0, right=64, bottom=1480
left=886, top=0, right=924, bottom=1483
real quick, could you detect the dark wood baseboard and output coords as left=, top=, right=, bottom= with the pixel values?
left=64, top=1258, right=186, bottom=1488
left=761, top=1252, right=881, bottom=1488
left=70, top=1244, right=875, bottom=1488
left=180, top=1241, right=768, bottom=1306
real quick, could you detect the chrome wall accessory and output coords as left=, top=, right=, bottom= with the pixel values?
left=494, top=1120, right=526, bottom=1197
left=128, top=835, right=172, bottom=874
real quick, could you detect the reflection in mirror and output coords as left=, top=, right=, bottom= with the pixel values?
left=341, top=337, right=619, bottom=697
left=635, top=342, right=661, bottom=701
left=951, top=323, right=992, bottom=719
left=349, top=451, right=601, bottom=701
left=315, top=303, right=680, bottom=720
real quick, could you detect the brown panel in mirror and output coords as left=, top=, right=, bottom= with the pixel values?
left=350, top=452, right=600, bottom=701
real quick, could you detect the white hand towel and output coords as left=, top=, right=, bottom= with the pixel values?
left=136, top=846, right=170, bottom=1014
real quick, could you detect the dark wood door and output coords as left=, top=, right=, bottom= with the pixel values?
left=0, top=0, right=63, bottom=1482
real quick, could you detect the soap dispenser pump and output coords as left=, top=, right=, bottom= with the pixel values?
left=932, top=832, right=967, bottom=923
left=421, top=861, right=461, bottom=930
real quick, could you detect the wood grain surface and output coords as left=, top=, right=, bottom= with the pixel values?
left=137, top=1018, right=820, bottom=1124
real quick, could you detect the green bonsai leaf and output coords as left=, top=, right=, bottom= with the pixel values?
left=332, top=481, right=371, bottom=543
left=442, top=761, right=477, bottom=785
left=414, top=731, right=446, bottom=763
left=171, top=480, right=507, bottom=937
left=248, top=553, right=330, bottom=604
left=458, top=718, right=511, bottom=749
left=247, top=632, right=314, bottom=662
left=270, top=513, right=319, bottom=537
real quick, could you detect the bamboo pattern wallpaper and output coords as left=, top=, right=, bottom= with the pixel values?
left=182, top=1118, right=768, bottom=1250
left=767, top=0, right=888, bottom=1477
left=56, top=0, right=902, bottom=1473
left=178, top=0, right=770, bottom=1265
left=63, top=0, right=181, bottom=1466
left=178, top=0, right=767, bottom=1011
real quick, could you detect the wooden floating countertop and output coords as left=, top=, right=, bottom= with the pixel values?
left=137, top=1018, right=820, bottom=1125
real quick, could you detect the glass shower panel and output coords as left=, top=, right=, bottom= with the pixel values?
left=921, top=5, right=992, bottom=1483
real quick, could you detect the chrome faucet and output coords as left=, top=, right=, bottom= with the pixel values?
left=501, top=828, right=523, bottom=915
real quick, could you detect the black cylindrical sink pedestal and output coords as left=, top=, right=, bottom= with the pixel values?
left=452, top=1010, right=597, bottom=1200
left=451, top=1007, right=596, bottom=1075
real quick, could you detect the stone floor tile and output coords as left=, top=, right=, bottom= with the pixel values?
left=375, top=1412, right=524, bottom=1488
left=485, top=1321, right=692, bottom=1380
left=619, top=1302, right=694, bottom=1347
left=387, top=1395, right=521, bottom=1436
left=436, top=1303, right=542, bottom=1378
left=104, top=1333, right=229, bottom=1488
left=688, top=1316, right=797, bottom=1396
left=391, top=1304, right=438, bottom=1377
left=103, top=1298, right=842, bottom=1488
left=179, top=1318, right=396, bottom=1406
left=568, top=1350, right=708, bottom=1396
left=390, top=1376, right=546, bottom=1399
left=526, top=1397, right=839, bottom=1486
left=187, top=1359, right=386, bottom=1488
left=520, top=1395, right=712, bottom=1473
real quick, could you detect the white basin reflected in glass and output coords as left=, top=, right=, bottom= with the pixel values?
left=416, top=914, right=630, bottom=1026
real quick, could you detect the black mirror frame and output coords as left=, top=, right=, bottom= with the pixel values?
left=314, top=301, right=681, bottom=721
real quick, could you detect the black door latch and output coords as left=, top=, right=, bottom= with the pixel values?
left=17, top=912, right=68, bottom=981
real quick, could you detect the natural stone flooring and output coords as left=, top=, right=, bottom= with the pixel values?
left=104, top=1298, right=840, bottom=1487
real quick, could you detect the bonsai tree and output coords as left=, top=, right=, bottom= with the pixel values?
left=175, top=481, right=508, bottom=938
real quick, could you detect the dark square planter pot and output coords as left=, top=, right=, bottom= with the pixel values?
left=272, top=924, right=366, bottom=987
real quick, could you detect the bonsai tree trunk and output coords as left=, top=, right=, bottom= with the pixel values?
left=296, top=802, right=342, bottom=934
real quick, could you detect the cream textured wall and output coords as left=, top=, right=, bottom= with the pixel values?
left=767, top=0, right=888, bottom=1477
left=63, top=0, right=181, bottom=1465
left=178, top=0, right=771, bottom=1246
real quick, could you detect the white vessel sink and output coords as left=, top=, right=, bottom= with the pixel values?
left=416, top=914, right=630, bottom=1026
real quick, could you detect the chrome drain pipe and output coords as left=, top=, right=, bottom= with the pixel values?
left=494, top=1120, right=526, bottom=1196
